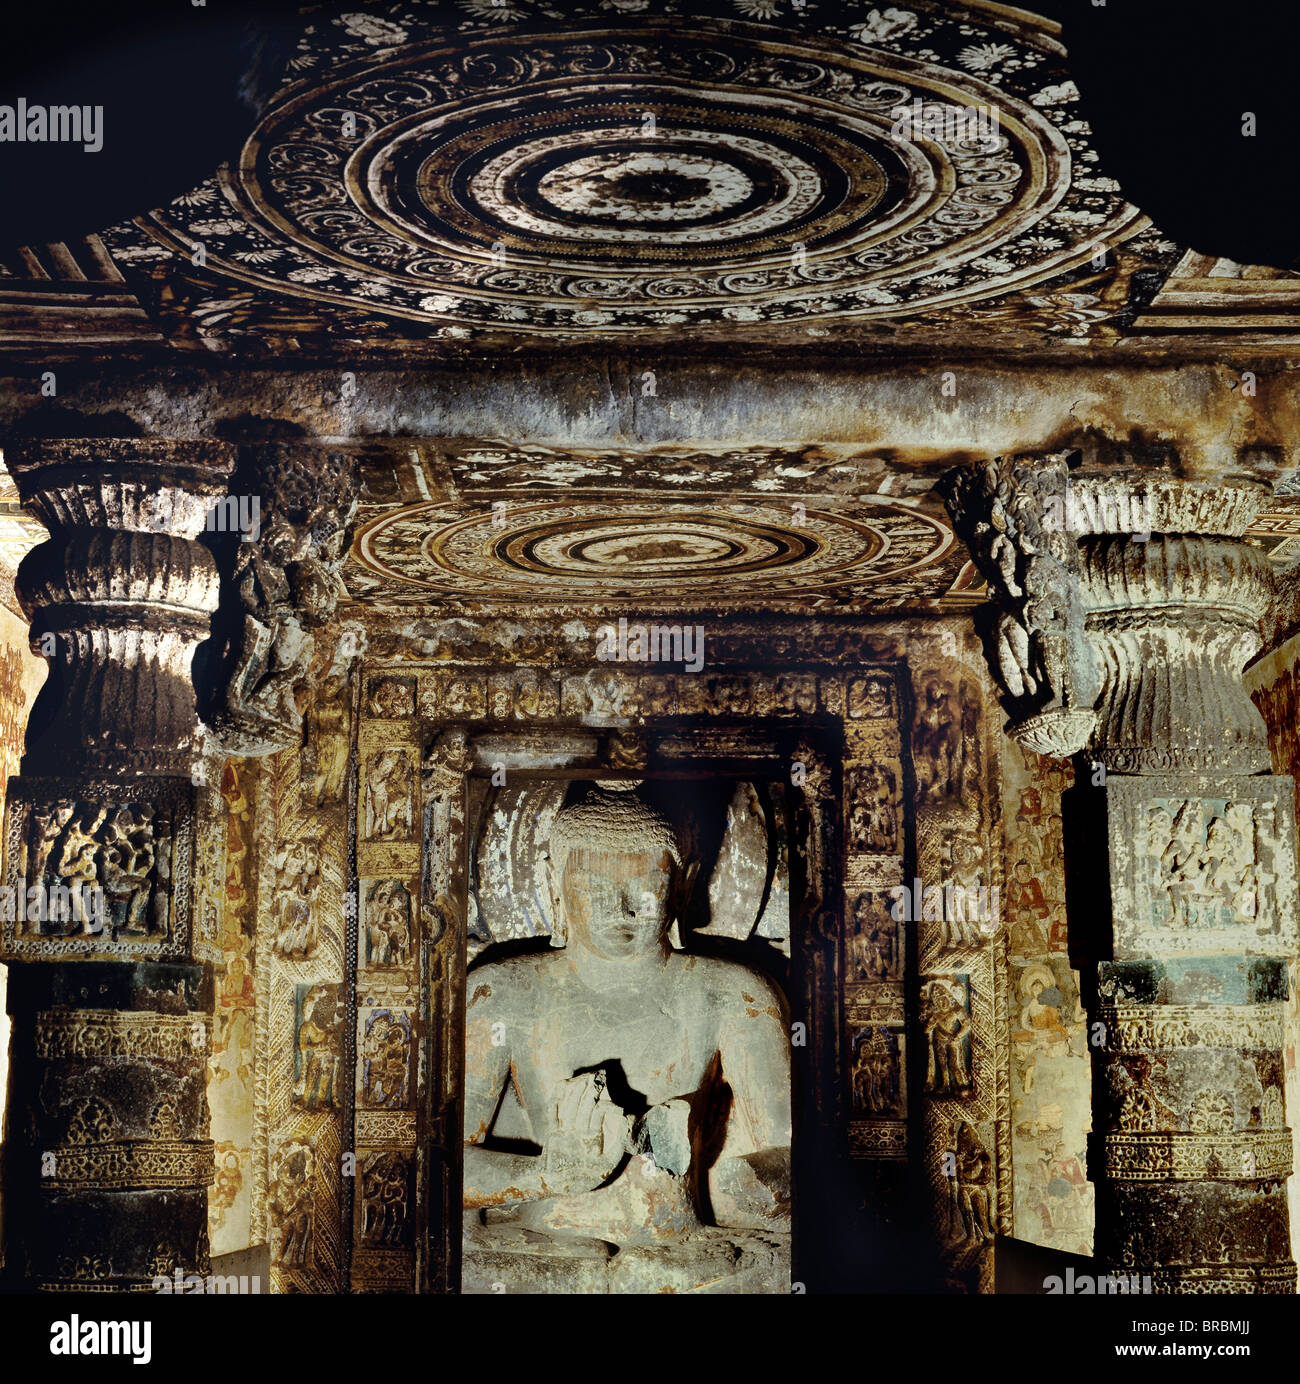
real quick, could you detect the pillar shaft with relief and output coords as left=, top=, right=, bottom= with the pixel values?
left=946, top=460, right=1297, bottom=1294
left=0, top=436, right=234, bottom=1291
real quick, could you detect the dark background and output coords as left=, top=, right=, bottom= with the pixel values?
left=0, top=0, right=1297, bottom=267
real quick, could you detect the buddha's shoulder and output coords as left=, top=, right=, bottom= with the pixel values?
left=670, top=952, right=786, bottom=1011
left=465, top=949, right=558, bottom=1001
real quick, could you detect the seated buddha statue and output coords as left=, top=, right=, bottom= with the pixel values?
left=462, top=784, right=791, bottom=1293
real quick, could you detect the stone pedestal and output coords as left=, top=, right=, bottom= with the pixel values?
left=0, top=436, right=234, bottom=1291
left=462, top=1218, right=789, bottom=1294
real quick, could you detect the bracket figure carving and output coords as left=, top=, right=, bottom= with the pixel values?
left=941, top=453, right=1100, bottom=756
left=202, top=444, right=359, bottom=756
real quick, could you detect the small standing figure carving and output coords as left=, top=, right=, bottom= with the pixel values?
left=922, top=979, right=973, bottom=1095
left=365, top=880, right=412, bottom=966
left=951, top=1121, right=994, bottom=1244
left=365, top=749, right=415, bottom=840
left=99, top=807, right=157, bottom=937
left=360, top=1152, right=409, bottom=1246
left=852, top=1027, right=901, bottom=1117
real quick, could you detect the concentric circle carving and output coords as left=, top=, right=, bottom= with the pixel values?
left=107, top=1, right=1147, bottom=339
left=393, top=104, right=898, bottom=259
left=353, top=499, right=950, bottom=603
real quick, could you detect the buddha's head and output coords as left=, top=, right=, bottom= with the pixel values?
left=546, top=786, right=684, bottom=959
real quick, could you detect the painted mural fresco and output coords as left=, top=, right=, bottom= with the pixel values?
left=1246, top=630, right=1300, bottom=1265
left=0, top=602, right=46, bottom=1202
left=1001, top=739, right=1094, bottom=1256
left=205, top=759, right=258, bottom=1257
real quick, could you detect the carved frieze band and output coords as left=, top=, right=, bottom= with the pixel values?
left=1096, top=1003, right=1285, bottom=1054
left=849, top=1120, right=907, bottom=1160
left=1141, top=1264, right=1298, bottom=1295
left=42, top=1140, right=216, bottom=1190
left=846, top=981, right=905, bottom=1026
left=1103, top=1131, right=1292, bottom=1182
left=33, top=1009, right=211, bottom=1061
left=354, top=1111, right=417, bottom=1145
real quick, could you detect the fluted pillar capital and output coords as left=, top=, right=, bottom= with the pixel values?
left=6, top=435, right=236, bottom=779
left=942, top=458, right=1274, bottom=772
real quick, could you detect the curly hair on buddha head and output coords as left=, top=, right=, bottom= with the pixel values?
left=547, top=784, right=683, bottom=879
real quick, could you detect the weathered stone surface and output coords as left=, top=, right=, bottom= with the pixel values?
left=200, top=443, right=358, bottom=756
left=462, top=1224, right=789, bottom=1294
left=462, top=784, right=791, bottom=1293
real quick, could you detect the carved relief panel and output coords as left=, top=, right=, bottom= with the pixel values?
left=843, top=685, right=906, bottom=1164
left=343, top=617, right=1009, bottom=1293
left=3, top=777, right=194, bottom=961
left=910, top=635, right=1010, bottom=1294
left=1106, top=775, right=1299, bottom=957
left=256, top=629, right=354, bottom=1292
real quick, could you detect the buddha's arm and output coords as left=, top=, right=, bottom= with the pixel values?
left=463, top=992, right=625, bottom=1207
left=464, top=1134, right=580, bottom=1207
left=711, top=977, right=793, bottom=1230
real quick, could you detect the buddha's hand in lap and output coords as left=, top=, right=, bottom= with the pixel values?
left=547, top=1070, right=632, bottom=1189
left=631, top=1099, right=693, bottom=1177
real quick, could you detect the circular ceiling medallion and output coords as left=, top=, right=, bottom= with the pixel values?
left=383, top=98, right=901, bottom=264
left=106, top=0, right=1145, bottom=338
left=352, top=499, right=951, bottom=603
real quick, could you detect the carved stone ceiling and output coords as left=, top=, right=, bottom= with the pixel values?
left=345, top=442, right=1300, bottom=613
left=91, top=0, right=1195, bottom=355
left=5, top=1, right=1300, bottom=615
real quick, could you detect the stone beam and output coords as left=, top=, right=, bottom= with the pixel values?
left=0, top=362, right=1298, bottom=482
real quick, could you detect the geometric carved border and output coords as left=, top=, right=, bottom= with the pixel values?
left=33, top=1009, right=210, bottom=1060
left=1096, top=1002, right=1285, bottom=1053
left=43, top=1141, right=216, bottom=1190
left=1103, top=1131, right=1292, bottom=1182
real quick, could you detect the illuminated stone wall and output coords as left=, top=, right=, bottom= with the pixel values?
left=0, top=600, right=45, bottom=1210
left=1001, top=738, right=1094, bottom=1257
left=197, top=759, right=260, bottom=1258
left=1245, top=630, right=1300, bottom=1267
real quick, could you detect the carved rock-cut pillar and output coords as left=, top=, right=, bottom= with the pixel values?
left=0, top=436, right=235, bottom=1291
left=946, top=463, right=1297, bottom=1294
